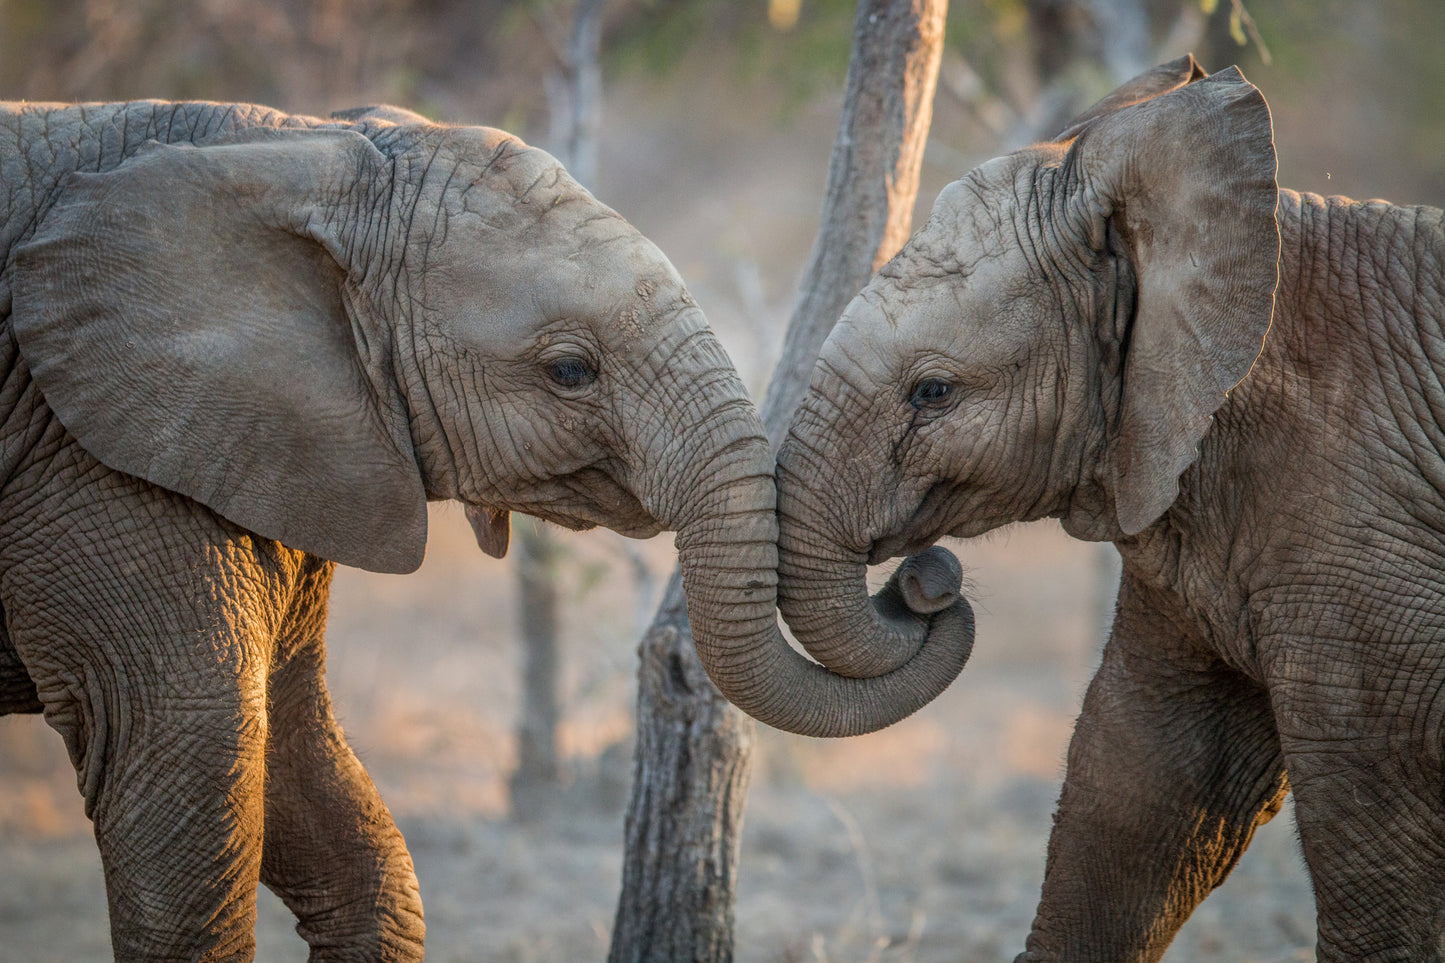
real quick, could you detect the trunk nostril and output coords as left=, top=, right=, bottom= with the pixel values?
left=894, top=546, right=963, bottom=615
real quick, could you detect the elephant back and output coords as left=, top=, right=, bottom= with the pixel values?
left=0, top=101, right=318, bottom=327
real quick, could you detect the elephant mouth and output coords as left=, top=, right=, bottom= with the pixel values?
left=531, top=510, right=600, bottom=532
left=868, top=533, right=936, bottom=565
left=512, top=466, right=664, bottom=539
left=866, top=483, right=959, bottom=564
left=535, top=507, right=662, bottom=539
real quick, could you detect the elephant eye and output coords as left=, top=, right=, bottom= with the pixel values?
left=547, top=357, right=596, bottom=389
left=909, top=378, right=953, bottom=409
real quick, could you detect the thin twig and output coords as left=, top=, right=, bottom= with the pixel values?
left=1230, top=0, right=1273, bottom=66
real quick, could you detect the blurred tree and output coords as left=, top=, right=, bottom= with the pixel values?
left=1012, top=0, right=1179, bottom=140
left=0, top=0, right=419, bottom=108
left=508, top=0, right=608, bottom=823
left=608, top=2, right=947, bottom=959
left=540, top=0, right=607, bottom=187
left=509, top=523, right=564, bottom=820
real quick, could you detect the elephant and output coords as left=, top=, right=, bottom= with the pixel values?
left=0, top=100, right=973, bottom=960
left=773, top=55, right=1445, bottom=962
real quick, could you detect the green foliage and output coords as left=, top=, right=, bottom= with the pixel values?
left=1200, top=0, right=1271, bottom=63
left=945, top=0, right=1028, bottom=97
left=606, top=0, right=858, bottom=110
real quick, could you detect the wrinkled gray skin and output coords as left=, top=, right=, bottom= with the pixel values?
left=776, top=56, right=1445, bottom=962
left=0, top=101, right=970, bottom=960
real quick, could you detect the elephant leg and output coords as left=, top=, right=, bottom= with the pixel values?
left=1273, top=663, right=1445, bottom=962
left=0, top=451, right=308, bottom=959
left=4, top=545, right=275, bottom=955
left=1018, top=578, right=1287, bottom=963
left=85, top=681, right=268, bottom=962
left=259, top=558, right=425, bottom=961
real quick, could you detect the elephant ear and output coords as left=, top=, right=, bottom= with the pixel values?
left=11, top=129, right=430, bottom=574
left=1053, top=53, right=1206, bottom=141
left=1065, top=65, right=1280, bottom=535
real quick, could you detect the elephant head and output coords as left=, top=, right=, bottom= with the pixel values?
left=8, top=108, right=969, bottom=737
left=775, top=58, right=1280, bottom=671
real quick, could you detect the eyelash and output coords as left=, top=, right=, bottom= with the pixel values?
left=909, top=378, right=953, bottom=409
left=547, top=357, right=596, bottom=388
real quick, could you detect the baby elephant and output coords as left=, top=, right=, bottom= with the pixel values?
left=0, top=100, right=972, bottom=960
left=775, top=56, right=1445, bottom=961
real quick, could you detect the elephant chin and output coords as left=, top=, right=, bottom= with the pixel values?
left=867, top=483, right=975, bottom=564
left=869, top=533, right=939, bottom=565
left=508, top=467, right=664, bottom=538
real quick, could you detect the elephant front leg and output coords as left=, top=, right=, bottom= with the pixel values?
left=260, top=562, right=425, bottom=961
left=91, top=700, right=269, bottom=960
left=21, top=635, right=272, bottom=960
left=1018, top=581, right=1287, bottom=963
left=1274, top=666, right=1445, bottom=961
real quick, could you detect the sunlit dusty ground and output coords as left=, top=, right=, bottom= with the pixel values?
left=0, top=508, right=1314, bottom=962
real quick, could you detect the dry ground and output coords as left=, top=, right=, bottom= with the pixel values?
left=0, top=510, right=1316, bottom=962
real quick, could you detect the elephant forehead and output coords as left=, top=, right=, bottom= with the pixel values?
left=442, top=136, right=602, bottom=236
left=921, top=156, right=1035, bottom=261
left=839, top=251, right=1043, bottom=375
left=533, top=224, right=688, bottom=319
left=444, top=127, right=553, bottom=191
left=431, top=180, right=665, bottom=284
left=418, top=234, right=694, bottom=357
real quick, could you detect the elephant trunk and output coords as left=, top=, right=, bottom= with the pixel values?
left=665, top=421, right=974, bottom=738
left=773, top=435, right=972, bottom=682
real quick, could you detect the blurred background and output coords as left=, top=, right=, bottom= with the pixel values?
left=1, top=1, right=1441, bottom=960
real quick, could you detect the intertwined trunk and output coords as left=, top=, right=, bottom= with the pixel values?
left=609, top=2, right=949, bottom=958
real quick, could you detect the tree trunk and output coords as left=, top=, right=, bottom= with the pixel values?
left=608, top=2, right=947, bottom=959
left=608, top=572, right=755, bottom=962
left=510, top=0, right=609, bottom=820
left=542, top=0, right=606, bottom=190
left=759, top=0, right=948, bottom=442
left=509, top=521, right=562, bottom=820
